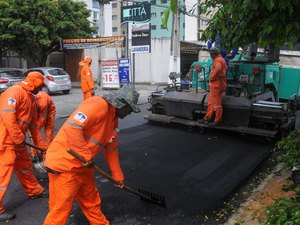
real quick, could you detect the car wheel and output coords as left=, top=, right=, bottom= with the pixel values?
left=42, top=87, right=51, bottom=95
left=62, top=90, right=70, bottom=94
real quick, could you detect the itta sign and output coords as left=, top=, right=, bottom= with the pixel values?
left=121, top=3, right=151, bottom=23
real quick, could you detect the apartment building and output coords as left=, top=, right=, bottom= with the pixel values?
left=109, top=0, right=213, bottom=41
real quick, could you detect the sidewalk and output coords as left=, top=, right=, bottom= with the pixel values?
left=71, top=81, right=160, bottom=90
left=71, top=81, right=160, bottom=104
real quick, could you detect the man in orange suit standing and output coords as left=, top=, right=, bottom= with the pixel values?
left=79, top=56, right=95, bottom=100
left=203, top=47, right=228, bottom=125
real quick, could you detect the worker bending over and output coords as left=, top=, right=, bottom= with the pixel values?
left=29, top=91, right=56, bottom=159
left=43, top=84, right=140, bottom=225
left=79, top=56, right=95, bottom=100
left=203, top=47, right=228, bottom=125
left=0, top=72, right=49, bottom=221
left=35, top=91, right=56, bottom=144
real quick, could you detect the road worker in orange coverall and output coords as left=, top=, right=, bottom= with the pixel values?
left=43, top=84, right=140, bottom=225
left=35, top=91, right=56, bottom=143
left=0, top=72, right=49, bottom=222
left=79, top=56, right=95, bottom=100
left=203, top=47, right=228, bottom=125
left=30, top=91, right=56, bottom=158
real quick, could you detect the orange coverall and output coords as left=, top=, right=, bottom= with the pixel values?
left=35, top=91, right=56, bottom=143
left=79, top=57, right=95, bottom=100
left=0, top=78, right=48, bottom=214
left=204, top=54, right=228, bottom=124
left=44, top=96, right=123, bottom=225
left=29, top=91, right=56, bottom=158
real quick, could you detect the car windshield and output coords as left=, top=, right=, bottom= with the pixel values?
left=48, top=69, right=68, bottom=76
left=0, top=70, right=23, bottom=78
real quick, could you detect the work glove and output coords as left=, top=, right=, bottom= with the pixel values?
left=82, top=159, right=94, bottom=168
left=16, top=141, right=26, bottom=148
left=114, top=180, right=124, bottom=189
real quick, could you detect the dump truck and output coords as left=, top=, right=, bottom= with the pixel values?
left=145, top=48, right=299, bottom=139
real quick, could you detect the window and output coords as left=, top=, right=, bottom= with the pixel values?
left=161, top=12, right=164, bottom=17
left=112, top=3, right=117, bottom=8
left=160, top=25, right=167, bottom=29
left=93, top=11, right=98, bottom=19
left=201, top=19, right=209, bottom=26
left=161, top=0, right=167, bottom=3
left=112, top=15, right=117, bottom=20
left=150, top=0, right=156, bottom=4
left=112, top=27, right=118, bottom=32
left=92, top=0, right=100, bottom=9
left=151, top=25, right=156, bottom=30
left=151, top=13, right=156, bottom=18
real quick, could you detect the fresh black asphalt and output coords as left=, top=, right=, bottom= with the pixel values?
left=4, top=114, right=272, bottom=225
left=71, top=123, right=272, bottom=225
left=3, top=87, right=299, bottom=225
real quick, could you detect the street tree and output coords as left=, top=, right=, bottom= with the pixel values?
left=0, top=0, right=96, bottom=66
left=0, top=1, right=14, bottom=67
left=164, top=0, right=300, bottom=50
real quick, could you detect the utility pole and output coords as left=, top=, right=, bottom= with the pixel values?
left=98, top=1, right=107, bottom=87
left=169, top=0, right=181, bottom=82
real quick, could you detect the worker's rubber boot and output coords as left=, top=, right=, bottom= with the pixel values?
left=29, top=189, right=49, bottom=200
left=198, top=119, right=209, bottom=124
left=209, top=120, right=222, bottom=126
left=0, top=212, right=16, bottom=221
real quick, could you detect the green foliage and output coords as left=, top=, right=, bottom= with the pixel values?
left=276, top=129, right=300, bottom=169
left=261, top=195, right=300, bottom=225
left=0, top=0, right=95, bottom=66
left=200, top=0, right=300, bottom=50
left=161, top=0, right=177, bottom=29
left=166, top=0, right=300, bottom=50
left=261, top=130, right=300, bottom=224
left=162, top=8, right=171, bottom=29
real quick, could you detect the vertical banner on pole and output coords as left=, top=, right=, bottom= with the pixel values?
left=101, top=59, right=120, bottom=89
left=131, top=23, right=151, bottom=53
left=118, top=58, right=131, bottom=85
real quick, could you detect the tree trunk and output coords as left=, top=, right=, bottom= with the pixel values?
left=267, top=44, right=280, bottom=62
left=35, top=55, right=48, bottom=67
left=0, top=50, right=2, bottom=67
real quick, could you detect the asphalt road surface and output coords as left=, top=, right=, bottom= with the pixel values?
left=3, top=86, right=275, bottom=225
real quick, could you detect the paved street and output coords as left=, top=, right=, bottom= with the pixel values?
left=2, top=84, right=295, bottom=225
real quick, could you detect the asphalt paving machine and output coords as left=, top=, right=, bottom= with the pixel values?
left=145, top=48, right=299, bottom=139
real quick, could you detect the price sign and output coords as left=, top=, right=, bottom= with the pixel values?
left=101, top=60, right=120, bottom=89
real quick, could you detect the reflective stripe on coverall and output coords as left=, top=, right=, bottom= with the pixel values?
left=44, top=96, right=123, bottom=225
left=80, top=57, right=94, bottom=100
left=0, top=79, right=48, bottom=213
left=204, top=54, right=227, bottom=123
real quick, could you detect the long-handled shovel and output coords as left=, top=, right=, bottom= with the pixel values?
left=25, top=142, right=46, bottom=152
left=24, top=142, right=47, bottom=174
left=67, top=149, right=167, bottom=208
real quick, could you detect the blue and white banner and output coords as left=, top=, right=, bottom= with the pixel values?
left=118, top=58, right=130, bottom=84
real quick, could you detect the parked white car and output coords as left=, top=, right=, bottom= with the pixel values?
left=0, top=68, right=25, bottom=93
left=24, top=67, right=72, bottom=95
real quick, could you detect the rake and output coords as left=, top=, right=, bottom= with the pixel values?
left=67, top=149, right=167, bottom=208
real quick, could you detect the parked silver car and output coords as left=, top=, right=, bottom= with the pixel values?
left=0, top=68, right=25, bottom=93
left=24, top=67, right=72, bottom=95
